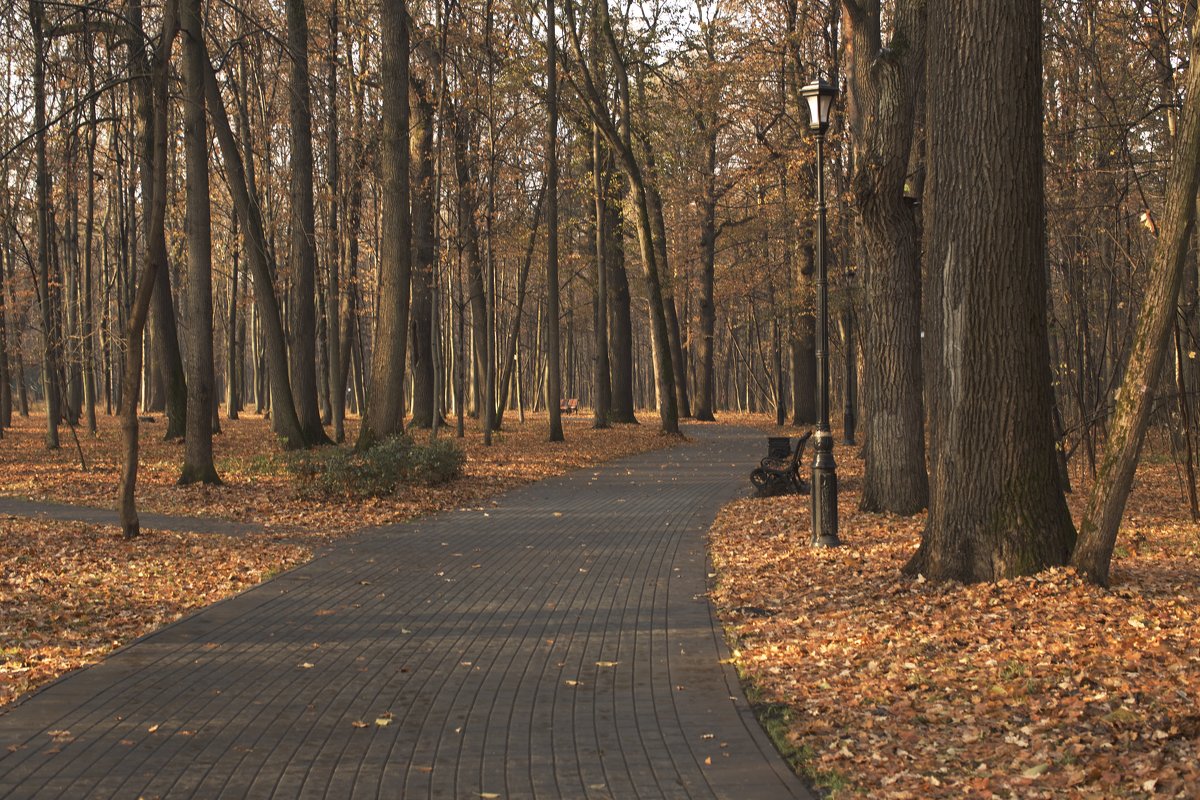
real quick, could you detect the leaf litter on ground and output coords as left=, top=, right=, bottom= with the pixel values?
left=709, top=416, right=1200, bottom=798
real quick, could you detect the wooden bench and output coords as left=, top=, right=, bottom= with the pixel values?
left=750, top=431, right=812, bottom=497
left=559, top=398, right=579, bottom=415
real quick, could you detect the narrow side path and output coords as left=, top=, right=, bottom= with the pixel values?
left=0, top=496, right=262, bottom=536
left=0, top=425, right=812, bottom=799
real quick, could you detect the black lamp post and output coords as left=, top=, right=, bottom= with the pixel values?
left=801, top=76, right=840, bottom=548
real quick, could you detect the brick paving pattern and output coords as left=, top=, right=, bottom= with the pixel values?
left=0, top=425, right=811, bottom=799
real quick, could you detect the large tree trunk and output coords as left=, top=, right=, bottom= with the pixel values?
left=285, top=0, right=330, bottom=445
left=1072, top=13, right=1200, bottom=586
left=178, top=0, right=219, bottom=484
left=201, top=53, right=309, bottom=448
left=546, top=0, right=564, bottom=442
left=844, top=0, right=929, bottom=515
left=358, top=0, right=412, bottom=447
left=409, top=74, right=437, bottom=429
left=907, top=0, right=1075, bottom=583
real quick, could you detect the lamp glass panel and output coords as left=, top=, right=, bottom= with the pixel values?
left=806, top=93, right=822, bottom=128
left=818, top=92, right=834, bottom=125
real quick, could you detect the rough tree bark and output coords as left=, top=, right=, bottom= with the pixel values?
left=843, top=0, right=929, bottom=514
left=178, top=0, right=220, bottom=484
left=906, top=0, right=1075, bottom=582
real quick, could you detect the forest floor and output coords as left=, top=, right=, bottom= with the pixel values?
left=0, top=409, right=679, bottom=707
left=709, top=419, right=1200, bottom=798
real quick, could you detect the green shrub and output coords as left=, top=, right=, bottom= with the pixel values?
left=289, top=436, right=465, bottom=499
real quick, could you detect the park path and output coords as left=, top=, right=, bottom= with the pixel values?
left=0, top=496, right=261, bottom=537
left=0, top=425, right=812, bottom=799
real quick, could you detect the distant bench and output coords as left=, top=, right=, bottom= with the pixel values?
left=559, top=398, right=579, bottom=415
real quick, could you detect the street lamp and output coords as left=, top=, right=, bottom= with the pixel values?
left=801, top=76, right=840, bottom=548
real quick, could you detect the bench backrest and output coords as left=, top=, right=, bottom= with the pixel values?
left=790, top=430, right=814, bottom=469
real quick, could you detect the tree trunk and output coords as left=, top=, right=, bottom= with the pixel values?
left=178, top=0, right=220, bottom=484
left=592, top=124, right=612, bottom=428
left=694, top=126, right=718, bottom=422
left=546, top=0, right=564, bottom=442
left=643, top=147, right=690, bottom=420
left=409, top=74, right=437, bottom=429
left=792, top=240, right=817, bottom=425
left=841, top=301, right=858, bottom=444
left=449, top=107, right=488, bottom=426
left=148, top=239, right=187, bottom=437
left=0, top=238, right=9, bottom=431
left=227, top=210, right=240, bottom=419
left=120, top=0, right=178, bottom=538
left=29, top=0, right=59, bottom=449
left=1072, top=13, right=1200, bottom=586
left=844, top=0, right=929, bottom=514
left=201, top=53, right=309, bottom=448
left=605, top=156, right=637, bottom=423
left=908, top=0, right=1075, bottom=583
left=83, top=66, right=98, bottom=434
left=324, top=0, right=342, bottom=440
left=285, top=0, right=330, bottom=445
left=358, top=0, right=412, bottom=448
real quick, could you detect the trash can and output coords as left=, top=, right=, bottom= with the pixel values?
left=767, top=436, right=791, bottom=459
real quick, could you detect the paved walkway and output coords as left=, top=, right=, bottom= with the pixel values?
left=0, top=496, right=262, bottom=536
left=0, top=426, right=812, bottom=799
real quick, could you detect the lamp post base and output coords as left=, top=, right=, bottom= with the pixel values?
left=811, top=436, right=841, bottom=547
